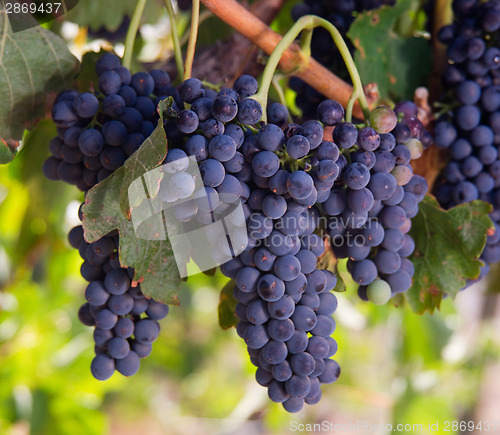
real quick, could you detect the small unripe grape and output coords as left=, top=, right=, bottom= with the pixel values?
left=369, top=106, right=398, bottom=134
left=405, top=138, right=424, bottom=159
left=366, top=279, right=392, bottom=305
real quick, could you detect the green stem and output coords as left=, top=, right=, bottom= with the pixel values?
left=345, top=94, right=356, bottom=124
left=250, top=18, right=310, bottom=123
left=164, top=0, right=184, bottom=80
left=184, top=0, right=200, bottom=80
left=180, top=9, right=212, bottom=47
left=252, top=15, right=370, bottom=123
left=299, top=28, right=313, bottom=59
left=123, top=0, right=147, bottom=70
left=313, top=16, right=370, bottom=121
left=239, top=123, right=259, bottom=134
left=271, top=77, right=289, bottom=117
left=201, top=80, right=221, bottom=91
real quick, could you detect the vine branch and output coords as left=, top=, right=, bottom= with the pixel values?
left=199, top=0, right=374, bottom=119
left=430, top=0, right=453, bottom=100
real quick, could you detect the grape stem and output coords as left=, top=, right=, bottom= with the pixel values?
left=164, top=0, right=185, bottom=80
left=123, top=0, right=147, bottom=70
left=180, top=9, right=212, bottom=47
left=271, top=76, right=293, bottom=123
left=199, top=0, right=373, bottom=118
left=184, top=0, right=200, bottom=80
left=299, top=28, right=313, bottom=60
left=251, top=15, right=370, bottom=123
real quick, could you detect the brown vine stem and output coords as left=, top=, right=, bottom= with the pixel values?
left=228, top=0, right=288, bottom=81
left=430, top=0, right=453, bottom=100
left=412, top=0, right=453, bottom=188
left=199, top=0, right=371, bottom=119
left=249, top=0, right=288, bottom=25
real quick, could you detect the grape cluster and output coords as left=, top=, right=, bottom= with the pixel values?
left=433, top=0, right=500, bottom=277
left=43, top=53, right=171, bottom=190
left=216, top=124, right=342, bottom=413
left=315, top=101, right=428, bottom=303
left=155, top=75, right=339, bottom=412
left=72, top=222, right=168, bottom=379
left=161, top=75, right=290, bottom=228
left=44, top=53, right=170, bottom=379
left=290, top=0, right=396, bottom=118
left=45, top=53, right=428, bottom=408
left=133, top=74, right=427, bottom=410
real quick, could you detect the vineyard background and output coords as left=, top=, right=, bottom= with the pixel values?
left=1, top=0, right=500, bottom=434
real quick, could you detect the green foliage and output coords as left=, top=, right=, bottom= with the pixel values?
left=348, top=0, right=432, bottom=101
left=407, top=196, right=493, bottom=314
left=486, top=263, right=500, bottom=294
left=270, top=0, right=300, bottom=35
left=0, top=11, right=79, bottom=144
left=218, top=280, right=238, bottom=329
left=76, top=51, right=102, bottom=93
left=196, top=15, right=233, bottom=48
left=64, top=0, right=164, bottom=31
left=6, top=121, right=76, bottom=265
left=0, top=1, right=499, bottom=432
left=0, top=148, right=110, bottom=435
left=0, top=141, right=17, bottom=164
left=82, top=101, right=180, bottom=304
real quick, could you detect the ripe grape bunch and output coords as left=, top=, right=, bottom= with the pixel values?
left=160, top=75, right=427, bottom=411
left=318, top=101, right=429, bottom=303
left=44, top=53, right=172, bottom=190
left=147, top=74, right=341, bottom=413
left=433, top=0, right=500, bottom=279
left=44, top=50, right=428, bottom=412
left=73, top=222, right=168, bottom=380
left=216, top=121, right=344, bottom=413
left=45, top=54, right=170, bottom=380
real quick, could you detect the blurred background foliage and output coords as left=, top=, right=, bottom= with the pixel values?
left=1, top=1, right=500, bottom=434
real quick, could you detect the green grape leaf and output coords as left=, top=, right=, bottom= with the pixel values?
left=407, top=196, right=493, bottom=314
left=82, top=101, right=181, bottom=304
left=0, top=10, right=79, bottom=145
left=65, top=0, right=164, bottom=32
left=218, top=280, right=238, bottom=330
left=76, top=51, right=102, bottom=93
left=347, top=0, right=432, bottom=101
left=0, top=140, right=17, bottom=163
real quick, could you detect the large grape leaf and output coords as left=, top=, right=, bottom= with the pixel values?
left=0, top=9, right=79, bottom=145
left=407, top=196, right=493, bottom=314
left=65, top=0, right=164, bottom=31
left=347, top=0, right=432, bottom=101
left=82, top=102, right=181, bottom=304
